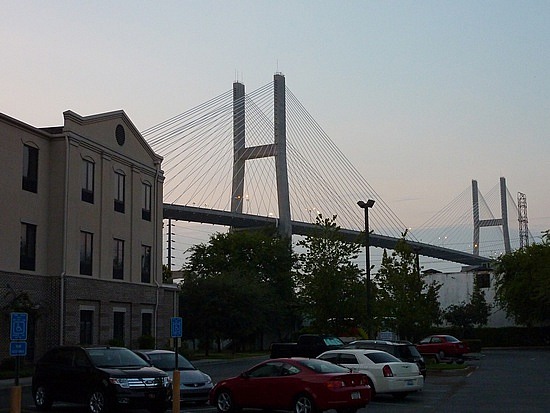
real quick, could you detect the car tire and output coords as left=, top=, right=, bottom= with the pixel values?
left=88, top=389, right=108, bottom=413
left=294, top=394, right=316, bottom=413
left=438, top=350, right=445, bottom=362
left=33, top=384, right=53, bottom=411
left=215, top=389, right=238, bottom=413
left=367, top=379, right=376, bottom=399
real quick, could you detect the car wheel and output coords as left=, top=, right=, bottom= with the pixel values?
left=33, top=384, right=53, bottom=410
left=216, top=389, right=238, bottom=413
left=294, top=394, right=316, bottom=413
left=438, top=350, right=446, bottom=362
left=367, top=378, right=376, bottom=399
left=88, top=389, right=108, bottom=413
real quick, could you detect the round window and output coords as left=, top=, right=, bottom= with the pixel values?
left=115, top=124, right=125, bottom=146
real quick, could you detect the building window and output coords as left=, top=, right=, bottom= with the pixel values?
left=80, top=310, right=94, bottom=345
left=114, top=171, right=125, bottom=213
left=141, top=312, right=153, bottom=337
left=20, top=222, right=37, bottom=271
left=22, top=144, right=38, bottom=193
left=80, top=231, right=93, bottom=275
left=113, top=311, right=125, bottom=345
left=142, top=182, right=152, bottom=221
left=82, top=159, right=95, bottom=203
left=141, top=245, right=151, bottom=283
left=113, top=238, right=124, bottom=279
left=476, top=273, right=491, bottom=289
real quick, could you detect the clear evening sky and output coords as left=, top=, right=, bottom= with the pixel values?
left=2, top=1, right=549, bottom=244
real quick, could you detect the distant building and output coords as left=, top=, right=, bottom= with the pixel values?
left=423, top=267, right=515, bottom=328
left=0, top=110, right=178, bottom=362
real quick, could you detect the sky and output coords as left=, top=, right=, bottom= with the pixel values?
left=3, top=1, right=549, bottom=269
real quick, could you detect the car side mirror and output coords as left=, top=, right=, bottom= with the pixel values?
left=240, top=372, right=250, bottom=379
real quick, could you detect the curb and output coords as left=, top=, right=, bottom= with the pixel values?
left=427, top=365, right=477, bottom=376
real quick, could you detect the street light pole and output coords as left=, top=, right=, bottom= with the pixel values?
left=357, top=199, right=375, bottom=339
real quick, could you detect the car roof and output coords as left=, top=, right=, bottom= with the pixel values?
left=135, top=349, right=175, bottom=355
left=348, top=340, right=413, bottom=346
left=322, top=349, right=387, bottom=355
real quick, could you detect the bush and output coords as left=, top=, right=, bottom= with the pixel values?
left=138, top=335, right=155, bottom=349
left=0, top=357, right=16, bottom=371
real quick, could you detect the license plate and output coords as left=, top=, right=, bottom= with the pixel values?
left=351, top=392, right=360, bottom=400
left=406, top=380, right=413, bottom=386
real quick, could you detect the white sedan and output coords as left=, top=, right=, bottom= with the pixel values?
left=318, top=348, right=424, bottom=399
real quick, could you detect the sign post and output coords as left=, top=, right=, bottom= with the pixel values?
left=170, top=317, right=182, bottom=413
left=10, top=312, right=28, bottom=413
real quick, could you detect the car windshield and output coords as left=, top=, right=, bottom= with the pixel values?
left=87, top=348, right=149, bottom=368
left=299, top=358, right=350, bottom=373
left=147, top=353, right=195, bottom=370
left=445, top=336, right=460, bottom=343
left=323, top=337, right=345, bottom=346
left=365, top=352, right=402, bottom=364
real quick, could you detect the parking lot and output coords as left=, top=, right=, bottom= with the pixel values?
left=1, top=348, right=549, bottom=412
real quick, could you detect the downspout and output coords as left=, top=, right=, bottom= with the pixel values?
left=153, top=160, right=161, bottom=346
left=60, top=133, right=70, bottom=345
left=155, top=280, right=160, bottom=350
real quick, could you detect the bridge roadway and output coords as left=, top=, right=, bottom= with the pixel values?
left=164, top=204, right=492, bottom=266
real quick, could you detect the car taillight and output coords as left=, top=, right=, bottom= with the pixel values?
left=326, top=379, right=345, bottom=389
left=382, top=365, right=393, bottom=377
left=359, top=375, right=369, bottom=386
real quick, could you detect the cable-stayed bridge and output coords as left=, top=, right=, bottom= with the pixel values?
left=142, top=74, right=534, bottom=268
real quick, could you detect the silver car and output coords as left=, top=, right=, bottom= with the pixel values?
left=134, top=350, right=213, bottom=404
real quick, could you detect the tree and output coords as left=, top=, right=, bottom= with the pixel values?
left=375, top=236, right=442, bottom=341
left=179, top=226, right=298, bottom=351
left=162, top=264, right=172, bottom=284
left=295, top=214, right=367, bottom=335
left=443, top=276, right=490, bottom=337
left=494, top=229, right=550, bottom=326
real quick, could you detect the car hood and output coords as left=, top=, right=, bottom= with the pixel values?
left=98, top=366, right=167, bottom=378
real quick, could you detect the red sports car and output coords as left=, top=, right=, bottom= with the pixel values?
left=209, top=358, right=371, bottom=413
left=416, top=335, right=469, bottom=362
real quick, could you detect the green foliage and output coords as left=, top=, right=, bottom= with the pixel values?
left=494, top=229, right=550, bottom=326
left=444, top=276, right=491, bottom=334
left=162, top=264, right=173, bottom=284
left=138, top=335, right=156, bottom=349
left=375, top=237, right=442, bottom=341
left=179, top=226, right=298, bottom=351
left=295, top=214, right=366, bottom=335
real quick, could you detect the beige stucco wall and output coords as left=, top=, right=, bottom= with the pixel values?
left=0, top=110, right=174, bottom=362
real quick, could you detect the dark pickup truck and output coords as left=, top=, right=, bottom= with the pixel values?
left=269, top=334, right=345, bottom=359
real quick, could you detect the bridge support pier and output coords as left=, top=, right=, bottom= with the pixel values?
left=472, top=177, right=511, bottom=256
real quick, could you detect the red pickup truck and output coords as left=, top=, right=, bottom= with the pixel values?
left=415, top=335, right=469, bottom=362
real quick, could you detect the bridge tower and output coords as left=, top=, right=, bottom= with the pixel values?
left=230, top=73, right=292, bottom=237
left=472, top=177, right=511, bottom=255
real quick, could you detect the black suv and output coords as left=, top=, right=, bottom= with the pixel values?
left=345, top=339, right=427, bottom=377
left=32, top=346, right=171, bottom=413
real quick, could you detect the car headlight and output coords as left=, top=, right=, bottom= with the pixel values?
left=109, top=378, right=130, bottom=388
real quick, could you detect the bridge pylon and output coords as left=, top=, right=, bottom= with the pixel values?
left=472, top=177, right=511, bottom=255
left=230, top=73, right=292, bottom=238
